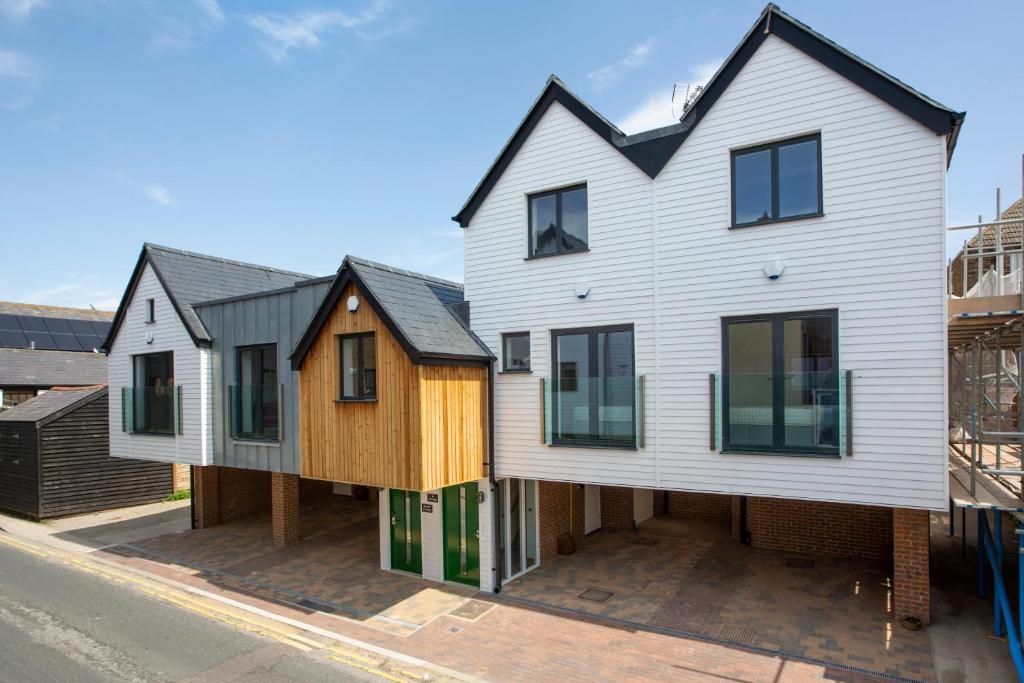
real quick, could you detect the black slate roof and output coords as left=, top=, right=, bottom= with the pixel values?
left=104, top=244, right=314, bottom=349
left=291, top=256, right=493, bottom=369
left=0, top=385, right=106, bottom=424
left=0, top=348, right=107, bottom=388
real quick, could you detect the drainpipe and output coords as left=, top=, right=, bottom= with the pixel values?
left=739, top=495, right=751, bottom=545
left=189, top=465, right=196, bottom=530
left=487, top=358, right=501, bottom=593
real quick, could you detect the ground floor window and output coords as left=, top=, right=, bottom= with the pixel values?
left=499, top=478, right=538, bottom=580
left=722, top=309, right=838, bottom=454
left=132, top=351, right=174, bottom=434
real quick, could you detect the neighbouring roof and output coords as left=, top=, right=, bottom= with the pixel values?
left=0, top=301, right=114, bottom=322
left=452, top=3, right=965, bottom=228
left=962, top=198, right=1024, bottom=250
left=0, top=348, right=107, bottom=388
left=0, top=309, right=111, bottom=352
left=290, top=256, right=493, bottom=369
left=0, top=385, right=106, bottom=424
left=103, top=243, right=314, bottom=350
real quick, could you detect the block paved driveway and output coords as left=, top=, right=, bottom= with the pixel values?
left=97, top=494, right=935, bottom=682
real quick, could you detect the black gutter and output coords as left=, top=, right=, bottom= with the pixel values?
left=487, top=358, right=501, bottom=593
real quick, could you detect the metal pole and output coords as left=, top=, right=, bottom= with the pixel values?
left=996, top=188, right=1003, bottom=295
left=995, top=511, right=1005, bottom=637
left=977, top=215, right=984, bottom=294
left=972, top=343, right=980, bottom=496
left=979, top=508, right=987, bottom=598
left=1018, top=527, right=1024, bottom=642
left=997, top=330, right=1003, bottom=475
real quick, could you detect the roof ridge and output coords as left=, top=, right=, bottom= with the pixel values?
left=346, top=255, right=464, bottom=290
left=144, top=243, right=312, bottom=279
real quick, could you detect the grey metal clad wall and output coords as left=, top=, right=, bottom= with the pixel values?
left=198, top=280, right=330, bottom=474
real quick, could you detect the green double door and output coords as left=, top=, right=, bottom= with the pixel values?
left=443, top=481, right=480, bottom=587
left=389, top=489, right=422, bottom=574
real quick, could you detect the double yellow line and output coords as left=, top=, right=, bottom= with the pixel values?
left=0, top=534, right=427, bottom=683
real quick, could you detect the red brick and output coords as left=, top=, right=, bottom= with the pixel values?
left=272, top=472, right=300, bottom=546
left=893, top=507, right=930, bottom=624
left=746, top=497, right=892, bottom=561
left=600, top=486, right=634, bottom=531
left=538, top=481, right=585, bottom=562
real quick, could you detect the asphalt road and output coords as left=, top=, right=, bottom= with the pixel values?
left=0, top=540, right=383, bottom=682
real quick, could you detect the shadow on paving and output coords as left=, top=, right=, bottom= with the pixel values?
left=499, top=516, right=937, bottom=683
left=93, top=495, right=475, bottom=637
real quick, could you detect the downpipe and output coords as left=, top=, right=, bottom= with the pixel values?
left=487, top=359, right=501, bottom=593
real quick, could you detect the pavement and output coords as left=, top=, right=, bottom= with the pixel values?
left=0, top=498, right=1017, bottom=682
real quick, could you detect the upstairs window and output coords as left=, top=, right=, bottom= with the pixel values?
left=145, top=298, right=155, bottom=323
left=132, top=351, right=174, bottom=434
left=234, top=344, right=278, bottom=441
left=339, top=333, right=376, bottom=400
left=502, top=332, right=531, bottom=372
left=528, top=185, right=588, bottom=258
left=731, top=134, right=821, bottom=227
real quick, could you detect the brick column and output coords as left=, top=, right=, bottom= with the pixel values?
left=893, top=507, right=931, bottom=624
left=600, top=486, right=635, bottom=531
left=192, top=466, right=219, bottom=529
left=731, top=496, right=742, bottom=540
left=271, top=472, right=300, bottom=546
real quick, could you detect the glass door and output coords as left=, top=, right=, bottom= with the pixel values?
left=501, top=479, right=538, bottom=580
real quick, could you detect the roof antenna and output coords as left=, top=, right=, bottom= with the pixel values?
left=672, top=83, right=705, bottom=118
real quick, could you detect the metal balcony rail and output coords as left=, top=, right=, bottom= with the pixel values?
left=229, top=384, right=282, bottom=442
left=121, top=385, right=181, bottom=435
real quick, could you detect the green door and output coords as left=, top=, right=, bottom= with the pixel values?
left=389, top=489, right=422, bottom=574
left=443, top=482, right=480, bottom=587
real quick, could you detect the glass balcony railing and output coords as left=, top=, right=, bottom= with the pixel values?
left=121, top=385, right=180, bottom=435
left=711, top=371, right=850, bottom=456
left=541, top=376, right=644, bottom=448
left=230, top=384, right=281, bottom=442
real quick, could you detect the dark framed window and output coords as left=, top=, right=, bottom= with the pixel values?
left=722, top=309, right=838, bottom=456
left=234, top=344, right=278, bottom=441
left=502, top=332, right=531, bottom=372
left=338, top=333, right=377, bottom=400
left=551, top=325, right=635, bottom=447
left=145, top=298, right=155, bottom=323
left=132, top=351, right=174, bottom=434
left=731, top=134, right=822, bottom=227
left=528, top=184, right=588, bottom=258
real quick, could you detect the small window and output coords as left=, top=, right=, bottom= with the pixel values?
left=234, top=344, right=278, bottom=441
left=338, top=333, right=376, bottom=400
left=502, top=332, right=530, bottom=372
left=731, top=134, right=821, bottom=227
left=145, top=298, right=155, bottom=323
left=528, top=185, right=588, bottom=258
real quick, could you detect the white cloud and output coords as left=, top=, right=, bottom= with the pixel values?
left=245, top=0, right=397, bottom=63
left=149, top=0, right=226, bottom=52
left=0, top=0, right=45, bottom=23
left=22, top=282, right=119, bottom=312
left=194, top=0, right=224, bottom=27
left=0, top=47, right=39, bottom=109
left=429, top=228, right=463, bottom=239
left=617, top=58, right=723, bottom=135
left=115, top=174, right=177, bottom=207
left=586, top=40, right=653, bottom=90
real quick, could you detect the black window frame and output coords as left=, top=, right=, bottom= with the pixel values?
left=145, top=298, right=156, bottom=323
left=337, top=332, right=377, bottom=402
left=721, top=309, right=839, bottom=457
left=131, top=350, right=175, bottom=436
left=730, top=133, right=823, bottom=228
left=526, top=183, right=589, bottom=259
left=234, top=343, right=279, bottom=442
left=501, top=332, right=531, bottom=373
left=550, top=323, right=635, bottom=448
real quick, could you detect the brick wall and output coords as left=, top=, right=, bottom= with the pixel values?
left=172, top=463, right=191, bottom=492
left=661, top=491, right=733, bottom=521
left=192, top=466, right=219, bottom=528
left=893, top=507, right=930, bottom=624
left=600, top=487, right=634, bottom=530
left=745, top=496, right=892, bottom=561
left=538, top=481, right=585, bottom=562
left=272, top=472, right=300, bottom=546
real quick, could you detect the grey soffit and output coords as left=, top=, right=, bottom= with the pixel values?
left=291, top=256, right=494, bottom=369
left=103, top=243, right=314, bottom=350
left=451, top=3, right=965, bottom=228
left=0, top=385, right=106, bottom=424
left=0, top=348, right=108, bottom=387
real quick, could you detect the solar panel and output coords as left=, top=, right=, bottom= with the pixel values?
left=0, top=314, right=111, bottom=351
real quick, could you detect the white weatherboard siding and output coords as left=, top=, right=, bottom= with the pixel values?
left=107, top=263, right=212, bottom=465
left=465, top=35, right=948, bottom=510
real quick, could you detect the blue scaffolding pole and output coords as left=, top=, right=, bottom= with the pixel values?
left=977, top=508, right=1024, bottom=680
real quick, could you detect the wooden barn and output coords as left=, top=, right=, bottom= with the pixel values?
left=0, top=385, right=173, bottom=519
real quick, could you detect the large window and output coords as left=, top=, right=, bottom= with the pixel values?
left=338, top=333, right=376, bottom=400
left=501, top=332, right=530, bottom=372
left=731, top=134, right=821, bottom=227
left=551, top=325, right=635, bottom=447
left=722, top=310, right=838, bottom=455
left=132, top=351, right=174, bottom=434
left=234, top=344, right=279, bottom=441
left=528, top=184, right=588, bottom=258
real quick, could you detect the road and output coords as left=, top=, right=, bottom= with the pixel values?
left=0, top=539, right=388, bottom=682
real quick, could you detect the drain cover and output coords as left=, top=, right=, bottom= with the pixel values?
left=785, top=557, right=815, bottom=569
left=450, top=600, right=494, bottom=620
left=719, top=623, right=758, bottom=644
left=579, top=588, right=614, bottom=603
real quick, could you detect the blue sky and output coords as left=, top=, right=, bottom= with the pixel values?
left=1, top=0, right=1021, bottom=310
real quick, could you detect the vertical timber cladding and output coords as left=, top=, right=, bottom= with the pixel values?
left=298, top=281, right=486, bottom=491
